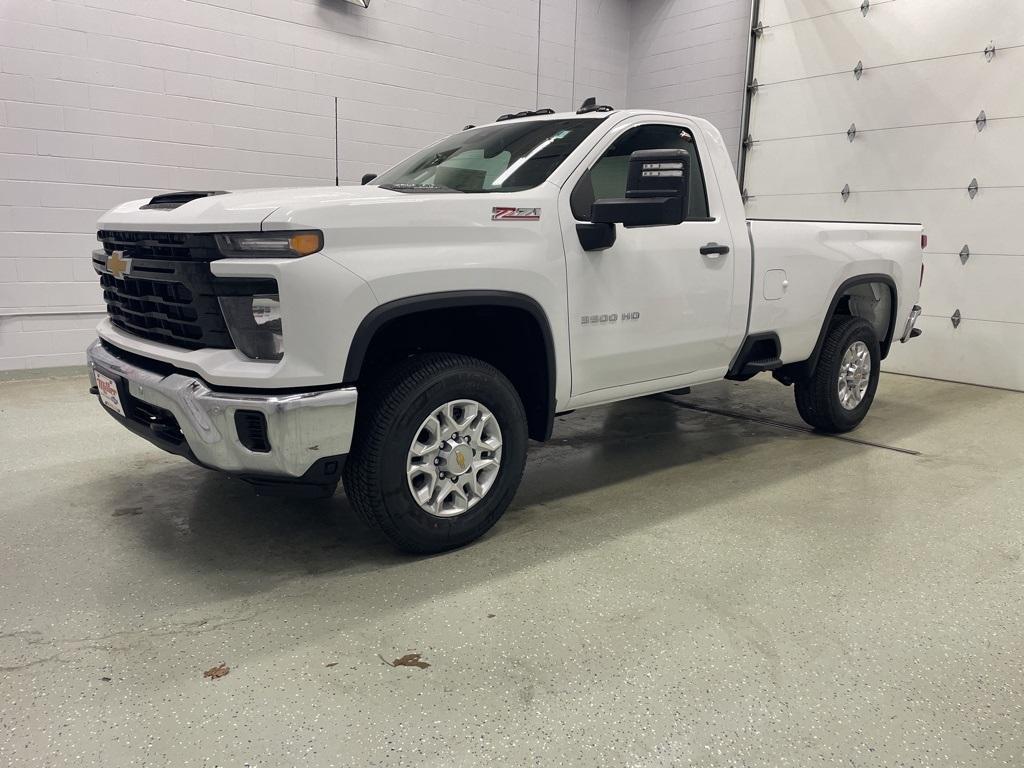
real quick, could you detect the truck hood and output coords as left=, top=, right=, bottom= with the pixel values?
left=261, top=184, right=552, bottom=234
left=97, top=186, right=405, bottom=231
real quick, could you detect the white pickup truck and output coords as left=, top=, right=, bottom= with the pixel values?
left=86, top=103, right=924, bottom=552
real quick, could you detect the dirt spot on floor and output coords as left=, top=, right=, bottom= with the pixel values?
left=379, top=653, right=430, bottom=669
left=203, top=663, right=230, bottom=680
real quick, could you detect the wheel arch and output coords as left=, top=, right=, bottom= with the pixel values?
left=777, top=273, right=898, bottom=382
left=344, top=290, right=557, bottom=441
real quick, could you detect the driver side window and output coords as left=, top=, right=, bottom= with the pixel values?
left=570, top=124, right=710, bottom=221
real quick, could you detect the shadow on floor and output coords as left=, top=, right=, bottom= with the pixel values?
left=79, top=379, right=940, bottom=611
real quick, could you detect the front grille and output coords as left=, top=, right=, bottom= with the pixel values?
left=94, top=231, right=275, bottom=350
left=97, top=230, right=221, bottom=261
left=96, top=261, right=235, bottom=349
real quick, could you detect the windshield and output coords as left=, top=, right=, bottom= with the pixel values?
left=372, top=118, right=606, bottom=193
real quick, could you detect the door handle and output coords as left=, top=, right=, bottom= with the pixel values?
left=700, top=242, right=730, bottom=257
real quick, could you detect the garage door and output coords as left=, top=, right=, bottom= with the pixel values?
left=741, top=0, right=1024, bottom=391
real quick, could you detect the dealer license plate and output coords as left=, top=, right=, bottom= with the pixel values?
left=95, top=370, right=125, bottom=417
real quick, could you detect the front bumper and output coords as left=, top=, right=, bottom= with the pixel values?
left=86, top=340, right=357, bottom=493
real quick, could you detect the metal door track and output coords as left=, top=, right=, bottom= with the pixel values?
left=661, top=397, right=922, bottom=456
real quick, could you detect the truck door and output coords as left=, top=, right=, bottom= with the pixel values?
left=559, top=118, right=740, bottom=397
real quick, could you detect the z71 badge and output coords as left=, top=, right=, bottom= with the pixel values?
left=492, top=207, right=540, bottom=221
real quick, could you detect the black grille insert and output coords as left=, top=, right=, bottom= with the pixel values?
left=95, top=231, right=276, bottom=350
left=98, top=263, right=235, bottom=350
left=97, top=230, right=221, bottom=261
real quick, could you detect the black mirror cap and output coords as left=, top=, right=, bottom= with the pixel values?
left=576, top=222, right=617, bottom=252
left=587, top=148, right=690, bottom=227
left=361, top=173, right=378, bottom=185
left=625, top=148, right=689, bottom=199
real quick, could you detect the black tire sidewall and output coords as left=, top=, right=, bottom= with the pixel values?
left=823, top=319, right=881, bottom=430
left=375, top=364, right=527, bottom=550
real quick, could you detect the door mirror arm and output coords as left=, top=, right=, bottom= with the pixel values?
left=576, top=222, right=616, bottom=252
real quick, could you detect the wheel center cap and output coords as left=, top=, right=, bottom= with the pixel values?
left=444, top=444, right=473, bottom=475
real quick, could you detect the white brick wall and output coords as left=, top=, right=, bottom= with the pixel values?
left=0, top=0, right=749, bottom=372
left=0, top=0, right=634, bottom=370
left=536, top=0, right=631, bottom=113
left=627, top=0, right=750, bottom=167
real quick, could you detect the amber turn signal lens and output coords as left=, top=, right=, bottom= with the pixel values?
left=215, top=231, right=323, bottom=258
left=289, top=232, right=322, bottom=256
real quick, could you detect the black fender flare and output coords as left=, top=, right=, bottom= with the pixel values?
left=797, top=273, right=899, bottom=378
left=343, top=290, right=558, bottom=440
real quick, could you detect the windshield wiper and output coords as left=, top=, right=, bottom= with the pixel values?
left=380, top=183, right=462, bottom=194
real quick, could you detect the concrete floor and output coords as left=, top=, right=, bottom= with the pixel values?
left=1, top=370, right=1022, bottom=767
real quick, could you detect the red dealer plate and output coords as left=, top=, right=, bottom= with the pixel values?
left=95, top=370, right=125, bottom=417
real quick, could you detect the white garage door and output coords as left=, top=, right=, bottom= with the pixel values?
left=741, top=0, right=1024, bottom=391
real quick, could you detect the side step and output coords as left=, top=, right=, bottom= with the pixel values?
left=731, top=357, right=782, bottom=380
left=742, top=357, right=782, bottom=375
left=726, top=333, right=783, bottom=381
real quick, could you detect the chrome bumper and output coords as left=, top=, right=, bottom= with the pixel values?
left=900, top=304, right=923, bottom=342
left=86, top=340, right=357, bottom=484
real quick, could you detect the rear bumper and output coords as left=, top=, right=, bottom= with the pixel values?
left=86, top=339, right=357, bottom=493
left=900, top=304, right=923, bottom=342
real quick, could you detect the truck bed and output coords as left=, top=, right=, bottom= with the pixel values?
left=746, top=218, right=923, bottom=365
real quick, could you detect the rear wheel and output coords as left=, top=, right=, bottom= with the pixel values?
left=342, top=353, right=528, bottom=553
left=794, top=316, right=880, bottom=433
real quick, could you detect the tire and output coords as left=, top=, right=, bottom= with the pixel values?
left=342, top=352, right=528, bottom=554
left=794, top=316, right=881, bottom=433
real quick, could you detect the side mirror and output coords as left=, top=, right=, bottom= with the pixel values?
left=361, top=173, right=377, bottom=185
left=590, top=149, right=690, bottom=227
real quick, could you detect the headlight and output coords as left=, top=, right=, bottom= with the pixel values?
left=219, top=294, right=284, bottom=361
left=215, top=230, right=322, bottom=258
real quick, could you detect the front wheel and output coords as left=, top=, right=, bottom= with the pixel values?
left=342, top=353, right=528, bottom=553
left=794, top=316, right=881, bottom=433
